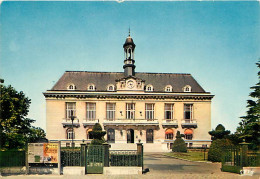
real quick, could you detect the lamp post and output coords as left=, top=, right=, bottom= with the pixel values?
left=71, top=116, right=75, bottom=149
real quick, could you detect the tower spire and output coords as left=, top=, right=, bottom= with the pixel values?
left=128, top=27, right=131, bottom=36
left=123, top=31, right=136, bottom=77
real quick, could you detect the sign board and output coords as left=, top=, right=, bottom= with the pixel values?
left=28, top=143, right=58, bottom=163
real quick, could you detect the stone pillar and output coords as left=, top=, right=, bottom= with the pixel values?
left=58, top=141, right=61, bottom=175
left=137, top=143, right=143, bottom=171
left=80, top=143, right=86, bottom=167
left=240, top=141, right=249, bottom=167
left=103, top=143, right=110, bottom=167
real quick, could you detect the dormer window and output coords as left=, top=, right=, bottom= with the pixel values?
left=88, top=84, right=95, bottom=91
left=107, top=84, right=115, bottom=91
left=184, top=85, right=191, bottom=92
left=165, top=85, right=172, bottom=92
left=146, top=84, right=153, bottom=92
left=67, top=84, right=76, bottom=90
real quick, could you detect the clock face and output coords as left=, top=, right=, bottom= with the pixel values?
left=127, top=80, right=135, bottom=89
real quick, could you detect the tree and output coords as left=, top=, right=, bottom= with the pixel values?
left=208, top=139, right=233, bottom=162
left=236, top=60, right=260, bottom=149
left=172, top=131, right=187, bottom=153
left=89, top=123, right=106, bottom=145
left=0, top=85, right=46, bottom=150
left=208, top=124, right=230, bottom=141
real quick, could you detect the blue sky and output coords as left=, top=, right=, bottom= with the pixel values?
left=1, top=1, right=259, bottom=132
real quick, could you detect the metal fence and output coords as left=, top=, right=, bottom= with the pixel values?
left=0, top=151, right=25, bottom=167
left=61, top=149, right=81, bottom=166
left=110, top=150, right=142, bottom=166
left=222, top=145, right=260, bottom=174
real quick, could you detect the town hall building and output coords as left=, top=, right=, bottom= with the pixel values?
left=43, top=33, right=214, bottom=152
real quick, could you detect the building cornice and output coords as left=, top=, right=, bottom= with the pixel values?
left=43, top=91, right=214, bottom=100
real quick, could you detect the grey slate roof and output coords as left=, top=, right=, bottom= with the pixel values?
left=51, top=71, right=206, bottom=93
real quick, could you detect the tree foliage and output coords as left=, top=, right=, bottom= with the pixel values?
left=208, top=124, right=230, bottom=141
left=0, top=85, right=46, bottom=150
left=236, top=60, right=260, bottom=149
left=89, top=123, right=106, bottom=145
left=208, top=139, right=233, bottom=162
left=172, top=131, right=187, bottom=153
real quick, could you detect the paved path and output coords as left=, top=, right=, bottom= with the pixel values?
left=1, top=153, right=258, bottom=179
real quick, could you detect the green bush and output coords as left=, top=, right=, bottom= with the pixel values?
left=89, top=123, right=106, bottom=145
left=208, top=139, right=233, bottom=162
left=172, top=131, right=187, bottom=153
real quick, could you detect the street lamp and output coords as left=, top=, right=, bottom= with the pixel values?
left=71, top=116, right=75, bottom=149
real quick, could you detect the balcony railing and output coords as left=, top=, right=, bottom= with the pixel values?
left=162, top=119, right=178, bottom=128
left=103, top=118, right=159, bottom=126
left=62, top=118, right=80, bottom=128
left=82, top=118, right=99, bottom=127
left=181, top=119, right=197, bottom=128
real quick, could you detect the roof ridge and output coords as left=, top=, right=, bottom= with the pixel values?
left=65, top=71, right=191, bottom=75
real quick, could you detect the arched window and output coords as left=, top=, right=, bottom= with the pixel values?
left=184, top=85, right=191, bottom=92
left=184, top=129, right=193, bottom=140
left=67, top=128, right=75, bottom=139
left=165, top=85, right=173, bottom=92
left=88, top=84, right=95, bottom=91
left=146, top=84, right=153, bottom=92
left=107, top=128, right=115, bottom=143
left=67, top=84, right=76, bottom=90
left=146, top=129, right=154, bottom=143
left=87, top=129, right=93, bottom=139
left=107, top=84, right=115, bottom=91
left=165, top=129, right=174, bottom=140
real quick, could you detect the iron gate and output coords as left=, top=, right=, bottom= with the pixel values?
left=86, top=145, right=104, bottom=174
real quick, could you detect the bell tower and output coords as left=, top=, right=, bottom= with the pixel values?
left=123, top=30, right=136, bottom=76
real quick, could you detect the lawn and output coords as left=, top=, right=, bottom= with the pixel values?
left=165, top=149, right=208, bottom=162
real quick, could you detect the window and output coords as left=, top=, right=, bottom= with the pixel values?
left=67, top=128, right=75, bottom=139
left=165, top=104, right=174, bottom=120
left=146, top=84, right=153, bottom=92
left=146, top=129, right=154, bottom=143
left=145, top=104, right=154, bottom=120
left=184, top=129, right=193, bottom=140
left=87, top=129, right=93, bottom=139
left=66, top=102, right=76, bottom=119
left=165, top=85, right=172, bottom=92
left=88, top=84, right=95, bottom=91
left=184, top=85, right=191, bottom=92
left=67, top=84, right=76, bottom=90
left=106, top=103, right=115, bottom=120
left=126, top=103, right=135, bottom=119
left=107, top=84, right=115, bottom=91
left=184, top=104, right=193, bottom=121
left=107, top=128, right=115, bottom=143
left=86, top=103, right=96, bottom=120
left=165, top=129, right=174, bottom=140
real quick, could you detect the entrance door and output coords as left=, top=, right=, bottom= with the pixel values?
left=107, top=129, right=115, bottom=143
left=86, top=145, right=104, bottom=174
left=127, top=129, right=134, bottom=143
left=146, top=129, right=154, bottom=143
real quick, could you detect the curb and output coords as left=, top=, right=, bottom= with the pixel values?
left=163, top=153, right=215, bottom=164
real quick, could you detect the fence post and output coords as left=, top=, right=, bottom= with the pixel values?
left=85, top=144, right=88, bottom=174
left=25, top=143, right=29, bottom=175
left=240, top=140, right=249, bottom=167
left=103, top=143, right=110, bottom=167
left=137, top=143, right=143, bottom=172
left=80, top=143, right=86, bottom=167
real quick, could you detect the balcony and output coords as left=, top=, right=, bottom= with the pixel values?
left=103, top=118, right=159, bottom=126
left=62, top=118, right=80, bottom=128
left=162, top=119, right=178, bottom=128
left=181, top=119, right=197, bottom=128
left=83, top=119, right=99, bottom=127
